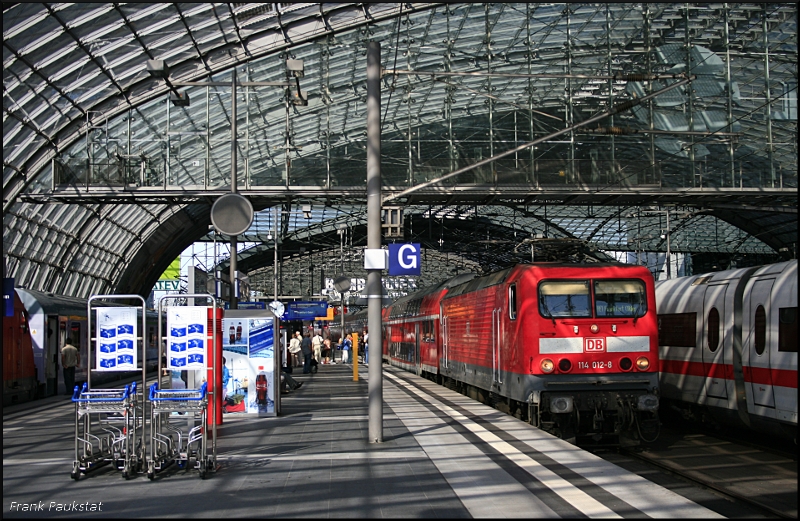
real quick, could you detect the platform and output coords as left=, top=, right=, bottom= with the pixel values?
left=4, top=363, right=728, bottom=518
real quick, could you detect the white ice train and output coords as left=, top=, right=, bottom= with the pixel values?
left=656, top=260, right=797, bottom=441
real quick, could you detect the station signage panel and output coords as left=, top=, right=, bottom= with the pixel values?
left=388, top=243, right=421, bottom=276
left=285, top=301, right=328, bottom=320
left=4, top=278, right=13, bottom=317
left=155, top=280, right=180, bottom=291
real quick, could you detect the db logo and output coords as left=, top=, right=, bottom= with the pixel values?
left=584, top=338, right=606, bottom=352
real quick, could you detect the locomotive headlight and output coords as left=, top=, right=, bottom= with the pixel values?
left=550, top=396, right=574, bottom=414
left=558, top=358, right=572, bottom=372
left=590, top=324, right=599, bottom=333
left=620, top=357, right=633, bottom=371
left=540, top=359, right=555, bottom=373
left=637, top=394, right=659, bottom=411
left=635, top=356, right=650, bottom=371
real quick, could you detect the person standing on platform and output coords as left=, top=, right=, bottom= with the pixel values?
left=301, top=332, right=313, bottom=374
left=61, top=337, right=80, bottom=396
left=322, top=337, right=332, bottom=364
left=363, top=331, right=369, bottom=365
left=222, top=357, right=230, bottom=401
left=341, top=333, right=352, bottom=364
left=312, top=331, right=323, bottom=364
left=289, top=331, right=301, bottom=368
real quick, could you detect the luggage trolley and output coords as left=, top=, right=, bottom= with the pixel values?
left=71, top=381, right=143, bottom=480
left=147, top=382, right=210, bottom=479
left=148, top=293, right=219, bottom=480
left=70, top=294, right=148, bottom=480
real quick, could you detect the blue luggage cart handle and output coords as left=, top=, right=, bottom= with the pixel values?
left=71, top=381, right=134, bottom=402
left=149, top=381, right=208, bottom=401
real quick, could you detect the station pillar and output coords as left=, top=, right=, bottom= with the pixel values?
left=207, top=307, right=223, bottom=426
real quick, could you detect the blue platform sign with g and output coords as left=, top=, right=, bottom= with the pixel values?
left=388, top=243, right=421, bottom=276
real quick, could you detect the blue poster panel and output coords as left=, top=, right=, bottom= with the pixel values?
left=95, top=307, right=138, bottom=371
left=221, top=317, right=276, bottom=417
left=167, top=306, right=207, bottom=370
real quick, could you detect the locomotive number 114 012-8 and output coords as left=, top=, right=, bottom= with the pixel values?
left=578, top=361, right=613, bottom=369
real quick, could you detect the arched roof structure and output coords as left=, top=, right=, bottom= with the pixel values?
left=3, top=3, right=797, bottom=300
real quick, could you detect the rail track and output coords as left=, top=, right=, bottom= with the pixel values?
left=610, top=425, right=797, bottom=519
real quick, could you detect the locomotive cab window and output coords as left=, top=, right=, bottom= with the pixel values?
left=538, top=281, right=591, bottom=318
left=594, top=280, right=647, bottom=318
left=508, top=284, right=517, bottom=320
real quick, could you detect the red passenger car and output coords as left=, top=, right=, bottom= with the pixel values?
left=383, top=274, right=475, bottom=375
left=3, top=290, right=37, bottom=405
left=385, top=263, right=660, bottom=446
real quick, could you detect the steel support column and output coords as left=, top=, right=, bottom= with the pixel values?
left=366, top=41, right=383, bottom=444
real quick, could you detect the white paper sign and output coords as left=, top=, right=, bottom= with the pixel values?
left=95, top=307, right=138, bottom=371
left=167, top=306, right=207, bottom=370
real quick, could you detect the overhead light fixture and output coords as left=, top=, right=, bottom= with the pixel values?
left=146, top=60, right=170, bottom=79
left=290, top=90, right=308, bottom=106
left=286, top=59, right=305, bottom=78
left=302, top=205, right=312, bottom=219
left=170, top=91, right=190, bottom=107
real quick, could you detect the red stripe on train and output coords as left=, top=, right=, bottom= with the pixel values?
left=742, top=365, right=798, bottom=389
left=661, top=359, right=797, bottom=388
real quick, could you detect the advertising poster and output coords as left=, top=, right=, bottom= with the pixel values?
left=167, top=306, right=207, bottom=370
left=222, top=314, right=276, bottom=417
left=95, top=307, right=137, bottom=371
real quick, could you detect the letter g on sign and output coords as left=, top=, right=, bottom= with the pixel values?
left=388, top=243, right=421, bottom=275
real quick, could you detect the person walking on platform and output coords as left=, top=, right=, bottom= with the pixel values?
left=289, top=331, right=302, bottom=368
left=312, top=331, right=323, bottom=364
left=301, top=332, right=313, bottom=374
left=61, top=337, right=80, bottom=395
left=341, top=333, right=352, bottom=364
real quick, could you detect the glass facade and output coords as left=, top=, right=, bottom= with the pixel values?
left=3, top=3, right=796, bottom=299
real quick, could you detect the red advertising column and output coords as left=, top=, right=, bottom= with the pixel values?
left=207, top=307, right=223, bottom=426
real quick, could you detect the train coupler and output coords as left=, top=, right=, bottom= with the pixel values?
left=592, top=406, right=605, bottom=432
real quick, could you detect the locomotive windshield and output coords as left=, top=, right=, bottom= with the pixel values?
left=538, top=279, right=648, bottom=318
left=538, top=281, right=591, bottom=317
left=594, top=280, right=647, bottom=318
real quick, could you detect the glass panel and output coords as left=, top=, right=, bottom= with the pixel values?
left=508, top=283, right=517, bottom=320
left=754, top=305, right=767, bottom=356
left=778, top=307, right=797, bottom=353
left=594, top=280, right=647, bottom=318
left=707, top=307, right=720, bottom=352
left=538, top=280, right=590, bottom=318
left=658, top=313, right=697, bottom=348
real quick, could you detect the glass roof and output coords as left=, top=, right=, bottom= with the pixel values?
left=3, top=3, right=797, bottom=299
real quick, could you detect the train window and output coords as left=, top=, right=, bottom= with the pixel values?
left=778, top=307, right=797, bottom=353
left=538, top=281, right=591, bottom=318
left=658, top=313, right=697, bottom=347
left=508, top=284, right=517, bottom=320
left=594, top=280, right=647, bottom=318
left=707, top=307, right=720, bottom=352
left=754, top=305, right=767, bottom=356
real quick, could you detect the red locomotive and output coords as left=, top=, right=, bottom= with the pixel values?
left=381, top=263, right=660, bottom=446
